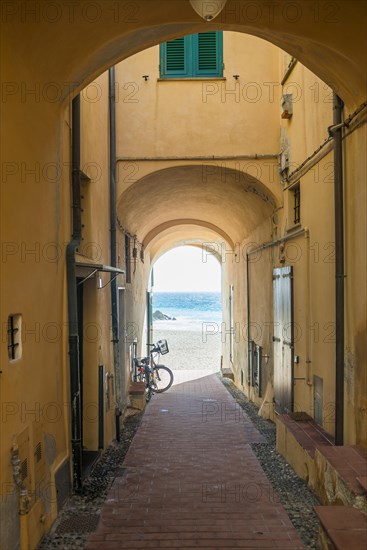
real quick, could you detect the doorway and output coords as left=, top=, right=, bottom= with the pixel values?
left=273, top=266, right=294, bottom=414
left=76, top=278, right=101, bottom=477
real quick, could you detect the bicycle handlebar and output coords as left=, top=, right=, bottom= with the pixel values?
left=135, top=342, right=167, bottom=365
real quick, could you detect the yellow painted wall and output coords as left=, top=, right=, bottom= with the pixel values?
left=115, top=33, right=279, bottom=158
left=0, top=98, right=71, bottom=548
left=280, top=61, right=334, bottom=168
left=1, top=5, right=366, bottom=547
left=80, top=73, right=119, bottom=449
left=344, top=123, right=367, bottom=446
left=113, top=31, right=366, bottom=450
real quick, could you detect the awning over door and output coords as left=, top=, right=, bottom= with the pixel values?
left=75, top=257, right=124, bottom=286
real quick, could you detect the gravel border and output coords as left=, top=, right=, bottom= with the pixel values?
left=220, top=376, right=322, bottom=549
left=37, top=412, right=143, bottom=549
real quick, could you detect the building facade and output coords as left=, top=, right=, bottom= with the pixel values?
left=1, top=3, right=366, bottom=548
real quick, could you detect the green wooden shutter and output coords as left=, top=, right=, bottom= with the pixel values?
left=160, top=32, right=223, bottom=78
left=194, top=32, right=223, bottom=77
left=198, top=33, right=218, bottom=71
left=166, top=37, right=185, bottom=71
left=160, top=37, right=189, bottom=77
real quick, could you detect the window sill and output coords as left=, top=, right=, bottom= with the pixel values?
left=157, top=77, right=227, bottom=82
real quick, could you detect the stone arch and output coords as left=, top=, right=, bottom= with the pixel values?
left=143, top=220, right=235, bottom=251
left=117, top=164, right=278, bottom=247
left=4, top=2, right=366, bottom=108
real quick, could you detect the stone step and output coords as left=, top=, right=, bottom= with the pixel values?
left=315, top=445, right=367, bottom=508
left=277, top=413, right=334, bottom=458
left=127, top=381, right=146, bottom=413
left=276, top=413, right=367, bottom=510
left=357, top=476, right=367, bottom=492
left=128, top=381, right=146, bottom=395
left=314, top=505, right=367, bottom=550
left=220, top=367, right=234, bottom=380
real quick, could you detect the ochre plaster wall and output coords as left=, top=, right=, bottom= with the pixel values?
left=1, top=6, right=366, bottom=547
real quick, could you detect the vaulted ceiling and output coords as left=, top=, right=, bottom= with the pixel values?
left=118, top=164, right=276, bottom=260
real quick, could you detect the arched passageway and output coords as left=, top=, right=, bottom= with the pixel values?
left=1, top=5, right=367, bottom=549
left=2, top=1, right=366, bottom=107
left=118, top=164, right=277, bottom=246
left=149, top=244, right=222, bottom=385
left=116, top=162, right=277, bottom=362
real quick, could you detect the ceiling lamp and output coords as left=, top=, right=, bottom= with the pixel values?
left=189, top=0, right=227, bottom=21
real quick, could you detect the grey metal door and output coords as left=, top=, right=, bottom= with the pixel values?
left=273, top=266, right=294, bottom=413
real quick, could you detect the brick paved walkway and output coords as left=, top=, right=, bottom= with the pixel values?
left=86, top=374, right=305, bottom=549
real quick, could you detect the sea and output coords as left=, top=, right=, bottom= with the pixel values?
left=152, top=291, right=222, bottom=332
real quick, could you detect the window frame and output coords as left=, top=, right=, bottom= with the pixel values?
left=125, top=235, right=131, bottom=284
left=7, top=314, right=22, bottom=362
left=159, top=32, right=223, bottom=79
left=293, top=184, right=301, bottom=225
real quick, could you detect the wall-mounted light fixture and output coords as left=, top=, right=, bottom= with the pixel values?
left=233, top=74, right=240, bottom=80
left=189, top=0, right=227, bottom=21
left=142, top=75, right=149, bottom=81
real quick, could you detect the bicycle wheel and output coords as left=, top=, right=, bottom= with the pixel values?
left=150, top=365, right=173, bottom=393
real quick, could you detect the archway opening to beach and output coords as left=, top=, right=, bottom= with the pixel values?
left=151, top=245, right=222, bottom=385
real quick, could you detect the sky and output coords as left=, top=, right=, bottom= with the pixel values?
left=153, top=246, right=221, bottom=292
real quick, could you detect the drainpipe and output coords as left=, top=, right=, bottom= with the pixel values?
left=66, top=95, right=83, bottom=490
left=332, top=93, right=345, bottom=445
left=109, top=66, right=122, bottom=440
left=246, top=253, right=251, bottom=389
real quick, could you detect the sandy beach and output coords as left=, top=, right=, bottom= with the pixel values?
left=153, top=327, right=221, bottom=385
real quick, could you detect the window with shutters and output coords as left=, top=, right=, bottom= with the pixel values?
left=287, top=182, right=301, bottom=229
left=7, top=314, right=22, bottom=361
left=160, top=32, right=223, bottom=78
left=293, top=184, right=301, bottom=225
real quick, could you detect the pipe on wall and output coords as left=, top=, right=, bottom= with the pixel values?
left=246, top=252, right=251, bottom=389
left=247, top=227, right=306, bottom=257
left=109, top=66, right=122, bottom=440
left=66, top=95, right=83, bottom=491
left=332, top=93, right=345, bottom=446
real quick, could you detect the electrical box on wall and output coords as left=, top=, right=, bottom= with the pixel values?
left=281, top=94, right=293, bottom=119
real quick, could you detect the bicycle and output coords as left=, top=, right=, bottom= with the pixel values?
left=133, top=339, right=173, bottom=400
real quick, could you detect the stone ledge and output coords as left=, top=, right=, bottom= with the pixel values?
left=127, top=382, right=146, bottom=414
left=314, top=505, right=367, bottom=550
left=276, top=413, right=367, bottom=511
left=128, top=382, right=146, bottom=395
left=220, top=367, right=234, bottom=380
left=277, top=413, right=334, bottom=458
left=357, top=476, right=367, bottom=492
left=276, top=413, right=319, bottom=484
left=314, top=446, right=367, bottom=511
